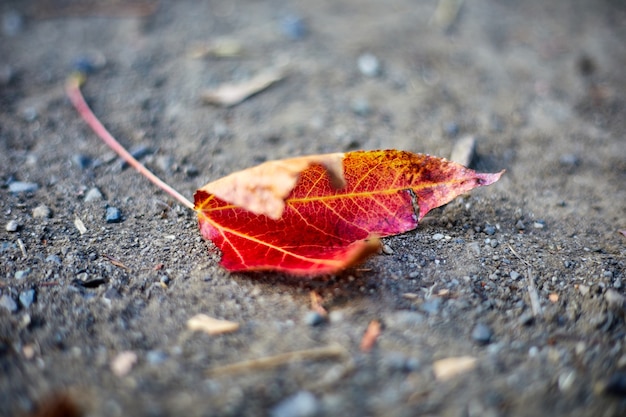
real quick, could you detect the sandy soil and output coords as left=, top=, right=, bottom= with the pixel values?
left=1, top=0, right=626, bottom=416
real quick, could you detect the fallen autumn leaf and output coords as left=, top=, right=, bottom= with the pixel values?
left=195, top=150, right=503, bottom=275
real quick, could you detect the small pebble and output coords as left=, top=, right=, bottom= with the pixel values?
left=558, top=370, right=576, bottom=392
left=84, top=187, right=103, bottom=202
left=450, top=135, right=476, bottom=166
left=533, top=221, right=545, bottom=229
left=357, top=53, right=381, bottom=77
left=471, top=323, right=493, bottom=345
left=0, top=294, right=18, bottom=313
left=510, top=270, right=521, bottom=280
left=515, top=220, right=525, bottom=230
left=9, top=181, right=39, bottom=193
left=280, top=15, right=307, bottom=40
left=146, top=350, right=168, bottom=365
left=19, top=289, right=36, bottom=308
left=605, top=289, right=625, bottom=308
left=72, top=154, right=92, bottom=169
left=105, top=207, right=122, bottom=223
left=32, top=205, right=51, bottom=219
left=432, top=233, right=445, bottom=241
left=270, top=391, right=319, bottom=417
left=483, top=224, right=496, bottom=235
left=304, top=311, right=326, bottom=326
left=6, top=220, right=19, bottom=232
left=578, top=285, right=590, bottom=296
left=21, top=107, right=38, bottom=122
left=559, top=154, right=579, bottom=167
left=15, top=269, right=30, bottom=280
left=489, top=239, right=499, bottom=248
left=382, top=244, right=394, bottom=255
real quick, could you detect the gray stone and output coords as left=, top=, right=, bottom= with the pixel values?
left=9, top=181, right=38, bottom=193
left=32, top=204, right=51, bottom=219
left=15, top=269, right=30, bottom=280
left=484, top=224, right=496, bottom=235
left=304, top=311, right=326, bottom=326
left=5, top=220, right=19, bottom=232
left=105, top=207, right=122, bottom=223
left=357, top=53, right=381, bottom=77
left=146, top=350, right=168, bottom=365
left=471, top=323, right=493, bottom=345
left=19, top=289, right=36, bottom=308
left=432, top=233, right=445, bottom=241
left=510, top=271, right=521, bottom=280
left=270, top=391, right=319, bottom=417
left=84, top=187, right=103, bottom=202
left=0, top=294, right=18, bottom=313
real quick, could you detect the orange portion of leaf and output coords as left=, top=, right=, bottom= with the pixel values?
left=194, top=150, right=503, bottom=275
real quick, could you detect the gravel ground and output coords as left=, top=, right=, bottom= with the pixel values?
left=1, top=0, right=626, bottom=416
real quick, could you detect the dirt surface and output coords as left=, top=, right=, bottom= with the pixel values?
left=2, top=1, right=626, bottom=416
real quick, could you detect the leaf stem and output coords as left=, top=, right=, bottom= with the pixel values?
left=65, top=73, right=195, bottom=210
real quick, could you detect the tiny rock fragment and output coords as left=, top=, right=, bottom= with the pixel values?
left=450, top=135, right=476, bottom=167
left=360, top=320, right=382, bottom=352
left=0, top=294, right=18, bottom=313
left=605, top=289, right=625, bottom=309
left=110, top=350, right=137, bottom=377
left=5, top=219, right=19, bottom=232
left=202, top=68, right=285, bottom=107
left=9, top=181, right=38, bottom=193
left=619, top=229, right=626, bottom=238
left=74, top=217, right=87, bottom=235
left=549, top=293, right=559, bottom=303
left=84, top=187, right=103, bottom=202
left=471, top=323, right=492, bottom=345
left=32, top=204, right=52, bottom=219
left=382, top=244, right=394, bottom=255
left=105, top=207, right=122, bottom=223
left=357, top=53, right=381, bottom=77
left=432, top=356, right=477, bottom=381
left=187, top=313, right=240, bottom=335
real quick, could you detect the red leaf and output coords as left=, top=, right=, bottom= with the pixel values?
left=194, top=150, right=503, bottom=275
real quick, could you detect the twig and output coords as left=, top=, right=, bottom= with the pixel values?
left=206, top=344, right=347, bottom=377
left=508, top=243, right=542, bottom=317
left=65, top=73, right=195, bottom=210
left=17, top=238, right=27, bottom=258
left=526, top=267, right=542, bottom=317
left=102, top=254, right=130, bottom=270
